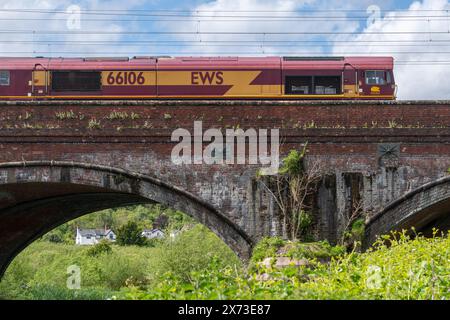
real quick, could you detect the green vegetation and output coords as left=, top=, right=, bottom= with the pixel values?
left=86, top=241, right=113, bottom=257
left=116, top=221, right=147, bottom=247
left=257, top=146, right=319, bottom=241
left=154, top=225, right=240, bottom=283
left=0, top=242, right=154, bottom=299
left=342, top=218, right=366, bottom=247
left=0, top=223, right=237, bottom=300
left=250, top=237, right=345, bottom=268
left=55, top=110, right=75, bottom=120
left=123, top=231, right=450, bottom=300
left=42, top=204, right=193, bottom=245
left=23, top=112, right=33, bottom=120
left=250, top=237, right=286, bottom=262
left=106, top=111, right=140, bottom=121
left=0, top=202, right=449, bottom=300
left=87, top=118, right=102, bottom=129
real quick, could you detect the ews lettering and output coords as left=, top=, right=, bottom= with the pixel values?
left=191, top=71, right=224, bottom=85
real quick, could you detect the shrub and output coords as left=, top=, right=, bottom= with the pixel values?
left=45, top=233, right=64, bottom=244
left=116, top=221, right=146, bottom=246
left=86, top=240, right=113, bottom=257
left=278, top=149, right=305, bottom=176
left=251, top=237, right=345, bottom=264
left=285, top=240, right=346, bottom=260
left=154, top=225, right=240, bottom=283
left=250, top=236, right=285, bottom=263
left=98, top=253, right=148, bottom=290
left=25, top=285, right=112, bottom=300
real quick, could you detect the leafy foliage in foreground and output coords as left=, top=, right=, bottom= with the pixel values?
left=123, top=231, right=450, bottom=300
left=1, top=227, right=449, bottom=300
left=250, top=237, right=345, bottom=264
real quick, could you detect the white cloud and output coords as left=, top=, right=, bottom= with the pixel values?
left=0, top=0, right=147, bottom=56
left=0, top=0, right=448, bottom=99
left=159, top=0, right=359, bottom=56
left=331, top=0, right=450, bottom=99
left=164, top=0, right=450, bottom=99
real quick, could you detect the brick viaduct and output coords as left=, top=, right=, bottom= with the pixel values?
left=0, top=100, right=449, bottom=277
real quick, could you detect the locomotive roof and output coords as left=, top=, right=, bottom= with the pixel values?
left=0, top=56, right=394, bottom=70
left=0, top=57, right=157, bottom=70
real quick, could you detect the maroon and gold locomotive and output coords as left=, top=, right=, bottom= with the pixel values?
left=0, top=56, right=396, bottom=100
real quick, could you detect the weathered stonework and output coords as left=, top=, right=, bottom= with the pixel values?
left=364, top=176, right=450, bottom=248
left=0, top=100, right=449, bottom=278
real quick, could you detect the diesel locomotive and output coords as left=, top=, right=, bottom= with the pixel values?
left=0, top=56, right=396, bottom=100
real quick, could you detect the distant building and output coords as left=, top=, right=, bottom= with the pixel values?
left=76, top=228, right=116, bottom=245
left=141, top=229, right=165, bottom=240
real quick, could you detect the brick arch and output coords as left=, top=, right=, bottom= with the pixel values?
left=364, top=176, right=450, bottom=248
left=0, top=161, right=253, bottom=278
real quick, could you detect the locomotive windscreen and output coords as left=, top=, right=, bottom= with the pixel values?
left=51, top=71, right=101, bottom=92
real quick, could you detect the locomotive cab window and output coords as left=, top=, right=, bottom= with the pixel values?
left=0, top=71, right=10, bottom=86
left=365, top=70, right=390, bottom=85
left=51, top=71, right=101, bottom=92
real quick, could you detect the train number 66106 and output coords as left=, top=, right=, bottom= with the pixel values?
left=106, top=72, right=146, bottom=85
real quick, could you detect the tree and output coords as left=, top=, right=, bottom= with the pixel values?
left=257, top=145, right=323, bottom=240
left=116, top=221, right=147, bottom=246
left=153, top=214, right=169, bottom=229
left=339, top=198, right=367, bottom=249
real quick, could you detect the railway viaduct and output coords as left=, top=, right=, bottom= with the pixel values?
left=0, top=100, right=449, bottom=277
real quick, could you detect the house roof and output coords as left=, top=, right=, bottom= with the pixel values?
left=142, top=229, right=164, bottom=233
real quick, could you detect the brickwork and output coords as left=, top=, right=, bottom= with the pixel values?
left=364, top=176, right=450, bottom=247
left=0, top=100, right=449, bottom=277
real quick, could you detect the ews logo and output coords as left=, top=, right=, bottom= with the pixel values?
left=191, top=71, right=224, bottom=85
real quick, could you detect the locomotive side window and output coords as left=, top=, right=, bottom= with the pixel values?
left=285, top=76, right=341, bottom=95
left=365, top=70, right=388, bottom=85
left=0, top=71, right=10, bottom=86
left=52, top=71, right=101, bottom=92
left=285, top=76, right=312, bottom=94
left=314, top=76, right=341, bottom=94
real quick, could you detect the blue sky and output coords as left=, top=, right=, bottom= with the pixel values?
left=0, top=0, right=446, bottom=56
left=0, top=0, right=449, bottom=99
left=141, top=0, right=413, bottom=11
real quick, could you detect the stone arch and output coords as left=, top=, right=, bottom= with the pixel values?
left=0, top=161, right=253, bottom=278
left=364, top=176, right=450, bottom=248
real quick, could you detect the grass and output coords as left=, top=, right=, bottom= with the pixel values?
left=1, top=229, right=449, bottom=300
left=123, top=231, right=450, bottom=300
left=0, top=225, right=238, bottom=300
left=0, top=242, right=161, bottom=299
left=87, top=118, right=102, bottom=129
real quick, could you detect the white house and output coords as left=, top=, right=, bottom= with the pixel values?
left=76, top=228, right=116, bottom=245
left=141, top=229, right=165, bottom=240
